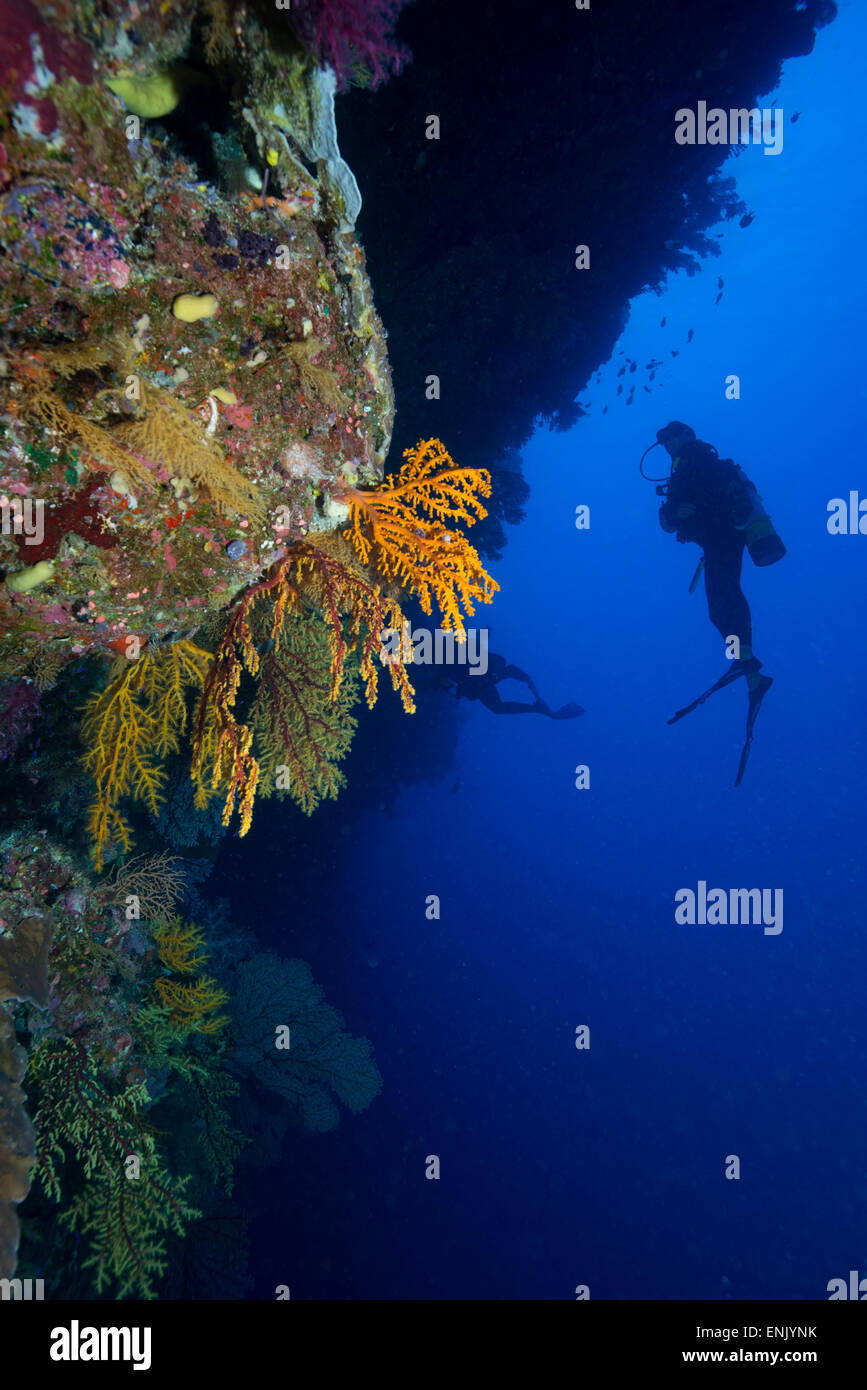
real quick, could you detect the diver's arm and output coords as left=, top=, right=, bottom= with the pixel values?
left=659, top=467, right=697, bottom=536
left=659, top=468, right=682, bottom=531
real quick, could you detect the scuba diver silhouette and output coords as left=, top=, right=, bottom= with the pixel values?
left=439, top=652, right=583, bottom=719
left=641, top=421, right=786, bottom=784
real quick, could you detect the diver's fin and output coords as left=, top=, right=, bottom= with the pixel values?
left=667, top=663, right=747, bottom=725
left=553, top=701, right=585, bottom=719
left=734, top=675, right=773, bottom=787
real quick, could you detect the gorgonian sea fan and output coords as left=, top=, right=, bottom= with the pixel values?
left=290, top=0, right=411, bottom=91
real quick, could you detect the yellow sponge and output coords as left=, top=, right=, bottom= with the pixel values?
left=172, top=293, right=219, bottom=323
left=6, top=561, right=55, bottom=593
left=106, top=69, right=187, bottom=119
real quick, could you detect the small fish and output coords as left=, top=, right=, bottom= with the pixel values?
left=791, top=111, right=800, bottom=123
left=739, top=211, right=755, bottom=228
left=649, top=371, right=656, bottom=381
left=660, top=317, right=666, bottom=327
left=714, top=291, right=723, bottom=305
left=717, top=276, right=724, bottom=289
left=629, top=361, right=637, bottom=373
left=617, top=384, right=623, bottom=396
left=671, top=349, right=679, bottom=357
left=602, top=405, right=608, bottom=414
left=643, top=385, right=651, bottom=393
left=687, top=328, right=694, bottom=342
left=617, top=365, right=626, bottom=377
left=626, top=395, right=633, bottom=406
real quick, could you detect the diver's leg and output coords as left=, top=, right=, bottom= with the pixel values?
left=500, top=664, right=541, bottom=698
left=704, top=535, right=752, bottom=653
left=668, top=538, right=756, bottom=725
left=705, top=536, right=767, bottom=699
left=481, top=688, right=551, bottom=714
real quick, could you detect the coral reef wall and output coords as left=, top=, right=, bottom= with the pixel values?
left=0, top=0, right=418, bottom=1291
left=0, top=0, right=396, bottom=682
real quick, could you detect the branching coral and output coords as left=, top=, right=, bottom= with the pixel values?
left=283, top=336, right=345, bottom=411
left=36, top=339, right=122, bottom=380
left=153, top=915, right=208, bottom=975
left=153, top=977, right=229, bottom=1035
left=82, top=642, right=216, bottom=870
left=150, top=766, right=226, bottom=849
left=150, top=914, right=229, bottom=1035
left=27, top=1035, right=200, bottom=1299
left=193, top=535, right=415, bottom=836
left=340, top=437, right=499, bottom=633
left=22, top=388, right=156, bottom=494
left=288, top=0, right=411, bottom=92
left=20, top=338, right=263, bottom=521
left=289, top=535, right=417, bottom=712
left=115, top=381, right=264, bottom=522
left=201, top=0, right=236, bottom=64
left=76, top=437, right=491, bottom=850
left=103, top=851, right=186, bottom=922
left=251, top=609, right=359, bottom=814
left=229, top=952, right=382, bottom=1133
left=188, top=1069, right=246, bottom=1196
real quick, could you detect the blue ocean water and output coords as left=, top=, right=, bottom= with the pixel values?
left=225, top=2, right=867, bottom=1299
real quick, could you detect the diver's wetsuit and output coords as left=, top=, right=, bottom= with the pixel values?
left=659, top=441, right=755, bottom=652
left=657, top=427, right=783, bottom=784
left=451, top=653, right=583, bottom=718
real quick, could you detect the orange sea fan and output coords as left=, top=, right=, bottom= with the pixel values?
left=340, top=438, right=499, bottom=635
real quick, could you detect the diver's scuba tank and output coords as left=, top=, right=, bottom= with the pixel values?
left=742, top=508, right=786, bottom=566
left=729, top=471, right=786, bottom=566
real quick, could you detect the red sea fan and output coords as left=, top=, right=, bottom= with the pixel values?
left=290, top=0, right=411, bottom=91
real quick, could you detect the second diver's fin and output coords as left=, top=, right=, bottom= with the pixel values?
left=666, top=662, right=749, bottom=725
left=734, top=675, right=773, bottom=787
left=553, top=701, right=585, bottom=719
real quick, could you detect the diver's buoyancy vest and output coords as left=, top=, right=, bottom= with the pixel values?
left=678, top=444, right=786, bottom=566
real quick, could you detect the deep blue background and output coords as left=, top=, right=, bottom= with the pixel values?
left=222, top=3, right=867, bottom=1299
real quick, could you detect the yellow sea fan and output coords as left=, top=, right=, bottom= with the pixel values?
left=153, top=916, right=208, bottom=976
left=153, top=976, right=228, bottom=1034
left=115, top=382, right=264, bottom=521
left=82, top=642, right=213, bottom=870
